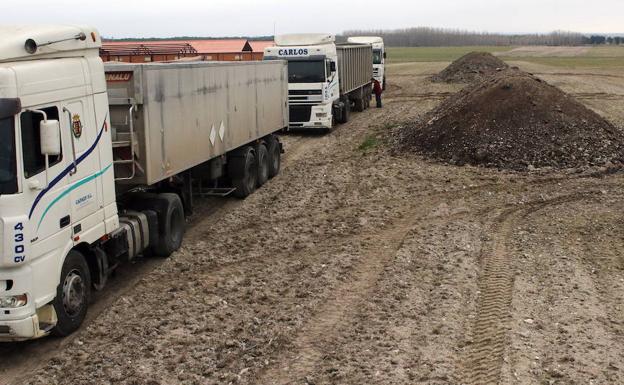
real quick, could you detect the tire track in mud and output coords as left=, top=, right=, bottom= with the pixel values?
left=571, top=92, right=624, bottom=101
left=251, top=182, right=517, bottom=385
left=461, top=192, right=599, bottom=385
left=254, top=213, right=421, bottom=385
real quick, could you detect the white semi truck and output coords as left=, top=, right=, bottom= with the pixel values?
left=264, top=34, right=373, bottom=131
left=0, top=25, right=288, bottom=340
left=347, top=36, right=386, bottom=90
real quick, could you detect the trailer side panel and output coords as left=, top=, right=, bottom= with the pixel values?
left=105, top=61, right=288, bottom=186
left=336, top=44, right=373, bottom=95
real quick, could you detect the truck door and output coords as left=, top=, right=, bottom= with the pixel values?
left=61, top=99, right=103, bottom=237
left=20, top=105, right=71, bottom=242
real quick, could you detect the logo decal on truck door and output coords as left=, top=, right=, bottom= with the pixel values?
left=72, top=115, right=83, bottom=138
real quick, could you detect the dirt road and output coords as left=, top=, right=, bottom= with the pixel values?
left=2, top=61, right=624, bottom=385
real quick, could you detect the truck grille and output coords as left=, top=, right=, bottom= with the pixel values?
left=0, top=325, right=10, bottom=334
left=289, top=90, right=322, bottom=96
left=289, top=90, right=323, bottom=105
left=289, top=105, right=312, bottom=123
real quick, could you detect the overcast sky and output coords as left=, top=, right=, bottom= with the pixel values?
left=3, top=0, right=622, bottom=38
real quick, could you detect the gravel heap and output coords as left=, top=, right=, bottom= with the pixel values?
left=431, top=52, right=509, bottom=83
left=399, top=69, right=624, bottom=171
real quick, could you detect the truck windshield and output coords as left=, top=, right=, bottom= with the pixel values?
left=373, top=49, right=383, bottom=65
left=288, top=60, right=326, bottom=83
left=0, top=117, right=17, bottom=195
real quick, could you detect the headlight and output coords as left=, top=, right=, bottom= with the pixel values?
left=316, top=113, right=328, bottom=118
left=0, top=294, right=28, bottom=308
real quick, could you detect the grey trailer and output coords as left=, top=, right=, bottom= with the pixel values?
left=104, top=60, right=288, bottom=198
left=336, top=43, right=374, bottom=116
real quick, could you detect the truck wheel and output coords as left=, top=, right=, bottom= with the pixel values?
left=142, top=209, right=159, bottom=257
left=52, top=250, right=91, bottom=337
left=153, top=193, right=186, bottom=258
left=355, top=97, right=365, bottom=112
left=266, top=137, right=281, bottom=179
left=257, top=143, right=269, bottom=187
left=340, top=100, right=350, bottom=124
left=231, top=146, right=258, bottom=199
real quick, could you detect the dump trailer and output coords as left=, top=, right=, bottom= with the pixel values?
left=264, top=34, right=373, bottom=131
left=347, top=37, right=386, bottom=90
left=0, top=25, right=288, bottom=341
left=337, top=44, right=374, bottom=111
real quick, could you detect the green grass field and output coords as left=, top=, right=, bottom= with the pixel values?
left=387, top=46, right=624, bottom=68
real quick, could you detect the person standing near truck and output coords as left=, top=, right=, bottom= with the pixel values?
left=372, top=78, right=383, bottom=108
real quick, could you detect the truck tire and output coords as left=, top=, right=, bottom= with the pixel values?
left=52, top=250, right=91, bottom=337
left=339, top=100, right=350, bottom=124
left=230, top=146, right=258, bottom=199
left=257, top=143, right=269, bottom=187
left=142, top=209, right=159, bottom=257
left=355, top=97, right=365, bottom=112
left=153, top=193, right=186, bottom=258
left=266, top=137, right=281, bottom=179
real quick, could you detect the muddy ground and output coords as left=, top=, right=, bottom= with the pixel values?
left=1, top=60, right=624, bottom=385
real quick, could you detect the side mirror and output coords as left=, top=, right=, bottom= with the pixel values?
left=40, top=119, right=61, bottom=156
left=330, top=62, right=336, bottom=72
left=383, top=52, right=387, bottom=59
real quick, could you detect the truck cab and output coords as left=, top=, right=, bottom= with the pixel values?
left=264, top=34, right=339, bottom=130
left=348, top=36, right=386, bottom=90
left=0, top=25, right=288, bottom=341
left=0, top=25, right=118, bottom=340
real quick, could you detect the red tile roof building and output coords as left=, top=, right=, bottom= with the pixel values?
left=100, top=39, right=270, bottom=62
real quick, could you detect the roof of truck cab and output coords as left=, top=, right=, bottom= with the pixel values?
left=347, top=36, right=384, bottom=44
left=275, top=34, right=335, bottom=46
left=0, top=25, right=102, bottom=62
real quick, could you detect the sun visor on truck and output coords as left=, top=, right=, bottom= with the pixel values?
left=264, top=55, right=327, bottom=62
left=0, top=98, right=21, bottom=119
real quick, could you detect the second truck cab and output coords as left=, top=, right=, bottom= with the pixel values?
left=347, top=36, right=386, bottom=90
left=264, top=34, right=338, bottom=130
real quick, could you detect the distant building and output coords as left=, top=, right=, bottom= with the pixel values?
left=100, top=39, right=272, bottom=62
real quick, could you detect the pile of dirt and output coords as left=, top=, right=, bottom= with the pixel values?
left=399, top=69, right=624, bottom=171
left=431, top=52, right=509, bottom=83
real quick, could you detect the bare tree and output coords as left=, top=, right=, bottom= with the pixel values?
left=343, top=27, right=587, bottom=47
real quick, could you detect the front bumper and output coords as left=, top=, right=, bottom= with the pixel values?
left=0, top=314, right=43, bottom=341
left=289, top=103, right=333, bottom=130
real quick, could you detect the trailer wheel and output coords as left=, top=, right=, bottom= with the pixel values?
left=52, top=250, right=91, bottom=337
left=339, top=99, right=350, bottom=124
left=153, top=193, right=186, bottom=258
left=257, top=143, right=269, bottom=187
left=355, top=97, right=365, bottom=112
left=267, top=137, right=281, bottom=179
left=231, top=146, right=258, bottom=199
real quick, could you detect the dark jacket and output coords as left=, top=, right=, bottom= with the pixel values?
left=372, top=79, right=383, bottom=96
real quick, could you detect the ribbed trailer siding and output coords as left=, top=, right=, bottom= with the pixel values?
left=105, top=61, right=289, bottom=186
left=336, top=44, right=373, bottom=95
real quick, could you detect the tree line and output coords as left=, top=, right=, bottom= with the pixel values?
left=342, top=27, right=623, bottom=47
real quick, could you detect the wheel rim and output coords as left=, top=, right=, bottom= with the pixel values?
left=62, top=269, right=85, bottom=317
